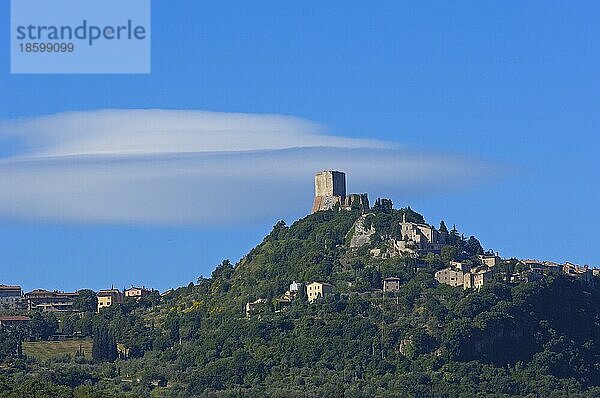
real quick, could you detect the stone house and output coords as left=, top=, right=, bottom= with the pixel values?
left=124, top=286, right=153, bottom=300
left=435, top=268, right=464, bottom=287
left=463, top=269, right=492, bottom=290
left=563, top=262, right=593, bottom=283
left=479, top=253, right=501, bottom=268
left=395, top=214, right=447, bottom=254
left=0, top=285, right=23, bottom=310
left=383, top=277, right=401, bottom=292
left=0, top=315, right=31, bottom=329
left=306, top=282, right=334, bottom=303
left=522, top=259, right=562, bottom=275
left=97, top=288, right=124, bottom=312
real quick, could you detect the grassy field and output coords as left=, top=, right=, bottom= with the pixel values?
left=23, top=339, right=93, bottom=361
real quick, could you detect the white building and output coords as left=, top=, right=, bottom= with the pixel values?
left=383, top=277, right=401, bottom=292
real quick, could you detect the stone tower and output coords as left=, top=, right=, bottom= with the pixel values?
left=314, top=171, right=346, bottom=198
left=311, top=170, right=369, bottom=213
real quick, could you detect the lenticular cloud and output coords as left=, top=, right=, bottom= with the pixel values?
left=0, top=109, right=496, bottom=225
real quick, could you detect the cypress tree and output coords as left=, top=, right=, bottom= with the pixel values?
left=93, top=324, right=117, bottom=362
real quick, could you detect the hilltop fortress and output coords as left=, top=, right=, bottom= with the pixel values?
left=311, top=171, right=369, bottom=213
left=311, top=170, right=446, bottom=255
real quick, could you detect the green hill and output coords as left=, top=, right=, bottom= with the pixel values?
left=2, top=205, right=600, bottom=397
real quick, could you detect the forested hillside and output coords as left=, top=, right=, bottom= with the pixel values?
left=2, top=204, right=600, bottom=397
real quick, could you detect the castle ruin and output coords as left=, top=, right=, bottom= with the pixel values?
left=311, top=171, right=369, bottom=213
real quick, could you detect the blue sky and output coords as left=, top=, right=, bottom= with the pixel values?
left=0, top=1, right=599, bottom=292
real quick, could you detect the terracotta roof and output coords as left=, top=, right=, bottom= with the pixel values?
left=0, top=315, right=31, bottom=321
left=25, top=289, right=51, bottom=295
left=0, top=285, right=21, bottom=291
left=25, top=289, right=78, bottom=296
left=308, top=281, right=334, bottom=287
left=125, top=286, right=150, bottom=291
left=97, top=289, right=121, bottom=296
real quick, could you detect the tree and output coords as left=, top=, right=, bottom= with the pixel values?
left=0, top=330, right=17, bottom=360
left=78, top=313, right=94, bottom=337
left=448, top=224, right=460, bottom=245
left=92, top=324, right=117, bottom=362
left=465, top=236, right=484, bottom=256
left=28, top=312, right=57, bottom=341
left=440, top=245, right=457, bottom=263
left=62, top=315, right=76, bottom=335
left=30, top=312, right=57, bottom=341
left=212, top=259, right=234, bottom=280
left=133, top=290, right=161, bottom=309
left=167, top=317, right=180, bottom=345
left=373, top=198, right=393, bottom=213
left=73, top=289, right=98, bottom=313
left=30, top=312, right=47, bottom=341
left=391, top=221, right=403, bottom=240
left=265, top=220, right=288, bottom=242
left=439, top=220, right=449, bottom=235
left=45, top=313, right=59, bottom=338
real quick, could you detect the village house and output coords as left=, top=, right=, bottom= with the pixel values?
left=563, top=262, right=593, bottom=283
left=0, top=315, right=31, bottom=329
left=383, top=277, right=402, bottom=292
left=124, top=286, right=152, bottom=300
left=522, top=259, right=562, bottom=275
left=97, top=288, right=124, bottom=312
left=370, top=248, right=383, bottom=258
left=0, top=285, right=23, bottom=310
left=25, top=289, right=79, bottom=312
left=281, top=281, right=305, bottom=302
left=395, top=214, right=447, bottom=254
left=306, top=282, right=334, bottom=303
left=478, top=253, right=501, bottom=268
left=435, top=268, right=464, bottom=287
left=510, top=271, right=542, bottom=284
left=289, top=281, right=304, bottom=293
left=463, top=269, right=492, bottom=290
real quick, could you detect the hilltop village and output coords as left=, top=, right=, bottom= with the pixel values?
left=1, top=170, right=600, bottom=396
left=243, top=171, right=599, bottom=318
left=1, top=170, right=597, bottom=326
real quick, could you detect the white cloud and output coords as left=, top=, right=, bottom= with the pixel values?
left=0, top=109, right=497, bottom=225
left=0, top=109, right=387, bottom=157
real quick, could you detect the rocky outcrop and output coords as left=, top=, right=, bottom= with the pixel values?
left=348, top=214, right=375, bottom=248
